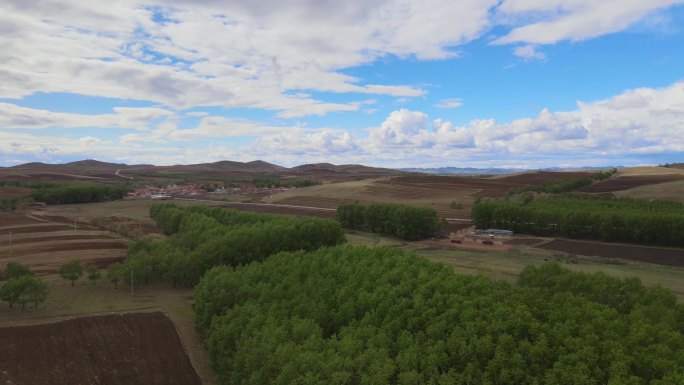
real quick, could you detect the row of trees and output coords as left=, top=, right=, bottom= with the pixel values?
left=252, top=176, right=319, bottom=189
left=505, top=169, right=617, bottom=196
left=337, top=203, right=441, bottom=240
left=0, top=262, right=48, bottom=309
left=29, top=183, right=130, bottom=205
left=195, top=245, right=684, bottom=385
left=111, top=203, right=346, bottom=288
left=472, top=194, right=684, bottom=246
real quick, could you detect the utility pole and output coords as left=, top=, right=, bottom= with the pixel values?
left=130, top=270, right=134, bottom=294
left=8, top=231, right=11, bottom=257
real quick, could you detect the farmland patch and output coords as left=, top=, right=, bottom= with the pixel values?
left=0, top=312, right=201, bottom=385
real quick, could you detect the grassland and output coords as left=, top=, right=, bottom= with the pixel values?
left=616, top=179, right=684, bottom=203
left=347, top=231, right=684, bottom=301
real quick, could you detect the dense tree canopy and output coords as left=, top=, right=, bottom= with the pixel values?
left=0, top=275, right=49, bottom=309
left=337, top=203, right=441, bottom=240
left=195, top=245, right=684, bottom=385
left=29, top=183, right=129, bottom=205
left=120, top=203, right=346, bottom=287
left=472, top=194, right=684, bottom=246
left=3, top=261, right=33, bottom=280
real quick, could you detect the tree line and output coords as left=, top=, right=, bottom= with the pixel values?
left=506, top=169, right=617, bottom=196
left=107, top=203, right=346, bottom=288
left=472, top=194, right=684, bottom=246
left=29, top=183, right=130, bottom=205
left=195, top=245, right=684, bottom=385
left=337, top=203, right=441, bottom=240
left=252, top=176, right=319, bottom=189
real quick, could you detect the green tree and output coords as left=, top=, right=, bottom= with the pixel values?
left=59, top=259, right=83, bottom=286
left=3, top=261, right=33, bottom=280
left=86, top=266, right=102, bottom=286
left=107, top=262, right=123, bottom=289
left=0, top=275, right=49, bottom=309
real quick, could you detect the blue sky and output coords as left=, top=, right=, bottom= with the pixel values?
left=1, top=1, right=683, bottom=168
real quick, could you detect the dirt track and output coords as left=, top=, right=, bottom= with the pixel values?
left=0, top=312, right=201, bottom=385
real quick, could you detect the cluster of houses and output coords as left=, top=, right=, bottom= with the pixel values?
left=127, top=184, right=295, bottom=200
left=126, top=184, right=205, bottom=200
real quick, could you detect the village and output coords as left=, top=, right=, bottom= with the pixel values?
left=126, top=184, right=294, bottom=200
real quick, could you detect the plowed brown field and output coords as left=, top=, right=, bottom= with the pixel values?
left=0, top=312, right=201, bottom=385
left=537, top=239, right=684, bottom=266
left=578, top=175, right=684, bottom=193
left=0, top=211, right=131, bottom=274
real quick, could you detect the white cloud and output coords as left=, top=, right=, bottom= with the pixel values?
left=0, top=0, right=507, bottom=117
left=0, top=103, right=172, bottom=130
left=494, top=0, right=684, bottom=45
left=434, top=98, right=464, bottom=108
left=513, top=44, right=546, bottom=61
left=3, top=81, right=684, bottom=167
left=364, top=81, right=684, bottom=164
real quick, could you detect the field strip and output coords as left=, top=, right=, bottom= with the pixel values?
left=175, top=197, right=337, bottom=211
left=0, top=224, right=73, bottom=233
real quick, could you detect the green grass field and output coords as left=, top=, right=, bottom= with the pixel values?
left=347, top=231, right=684, bottom=300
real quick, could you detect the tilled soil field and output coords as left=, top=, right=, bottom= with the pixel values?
left=0, top=211, right=131, bottom=274
left=537, top=239, right=684, bottom=267
left=3, top=240, right=128, bottom=257
left=577, top=175, right=684, bottom=193
left=0, top=312, right=201, bottom=385
left=219, top=201, right=337, bottom=218
left=0, top=223, right=74, bottom=233
left=384, top=171, right=592, bottom=198
left=0, top=212, right=46, bottom=227
left=5, top=233, right=121, bottom=245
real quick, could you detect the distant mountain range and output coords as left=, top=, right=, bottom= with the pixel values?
left=5, top=159, right=623, bottom=177
left=399, top=166, right=619, bottom=175
left=4, top=159, right=403, bottom=180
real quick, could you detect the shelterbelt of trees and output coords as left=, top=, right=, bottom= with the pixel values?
left=506, top=169, right=616, bottom=196
left=472, top=194, right=684, bottom=247
left=195, top=245, right=684, bottom=385
left=0, top=180, right=129, bottom=208
left=29, top=183, right=129, bottom=205
left=337, top=203, right=441, bottom=240
left=108, top=204, right=345, bottom=287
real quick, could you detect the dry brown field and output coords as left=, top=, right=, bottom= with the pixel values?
left=267, top=171, right=595, bottom=219
left=615, top=179, right=684, bottom=203
left=0, top=312, right=201, bottom=385
left=577, top=175, right=684, bottom=193
left=0, top=186, right=32, bottom=198
left=536, top=239, right=684, bottom=267
left=0, top=210, right=131, bottom=274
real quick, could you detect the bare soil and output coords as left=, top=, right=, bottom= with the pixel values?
left=211, top=200, right=337, bottom=218
left=0, top=186, right=32, bottom=198
left=0, top=312, right=201, bottom=385
left=0, top=224, right=74, bottom=233
left=578, top=175, right=684, bottom=193
left=537, top=239, right=684, bottom=266
left=0, top=212, right=46, bottom=227
left=1, top=240, right=128, bottom=258
left=5, top=234, right=120, bottom=245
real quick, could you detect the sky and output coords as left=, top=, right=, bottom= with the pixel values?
left=1, top=0, right=684, bottom=168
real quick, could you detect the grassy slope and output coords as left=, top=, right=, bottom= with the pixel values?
left=616, top=179, right=684, bottom=203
